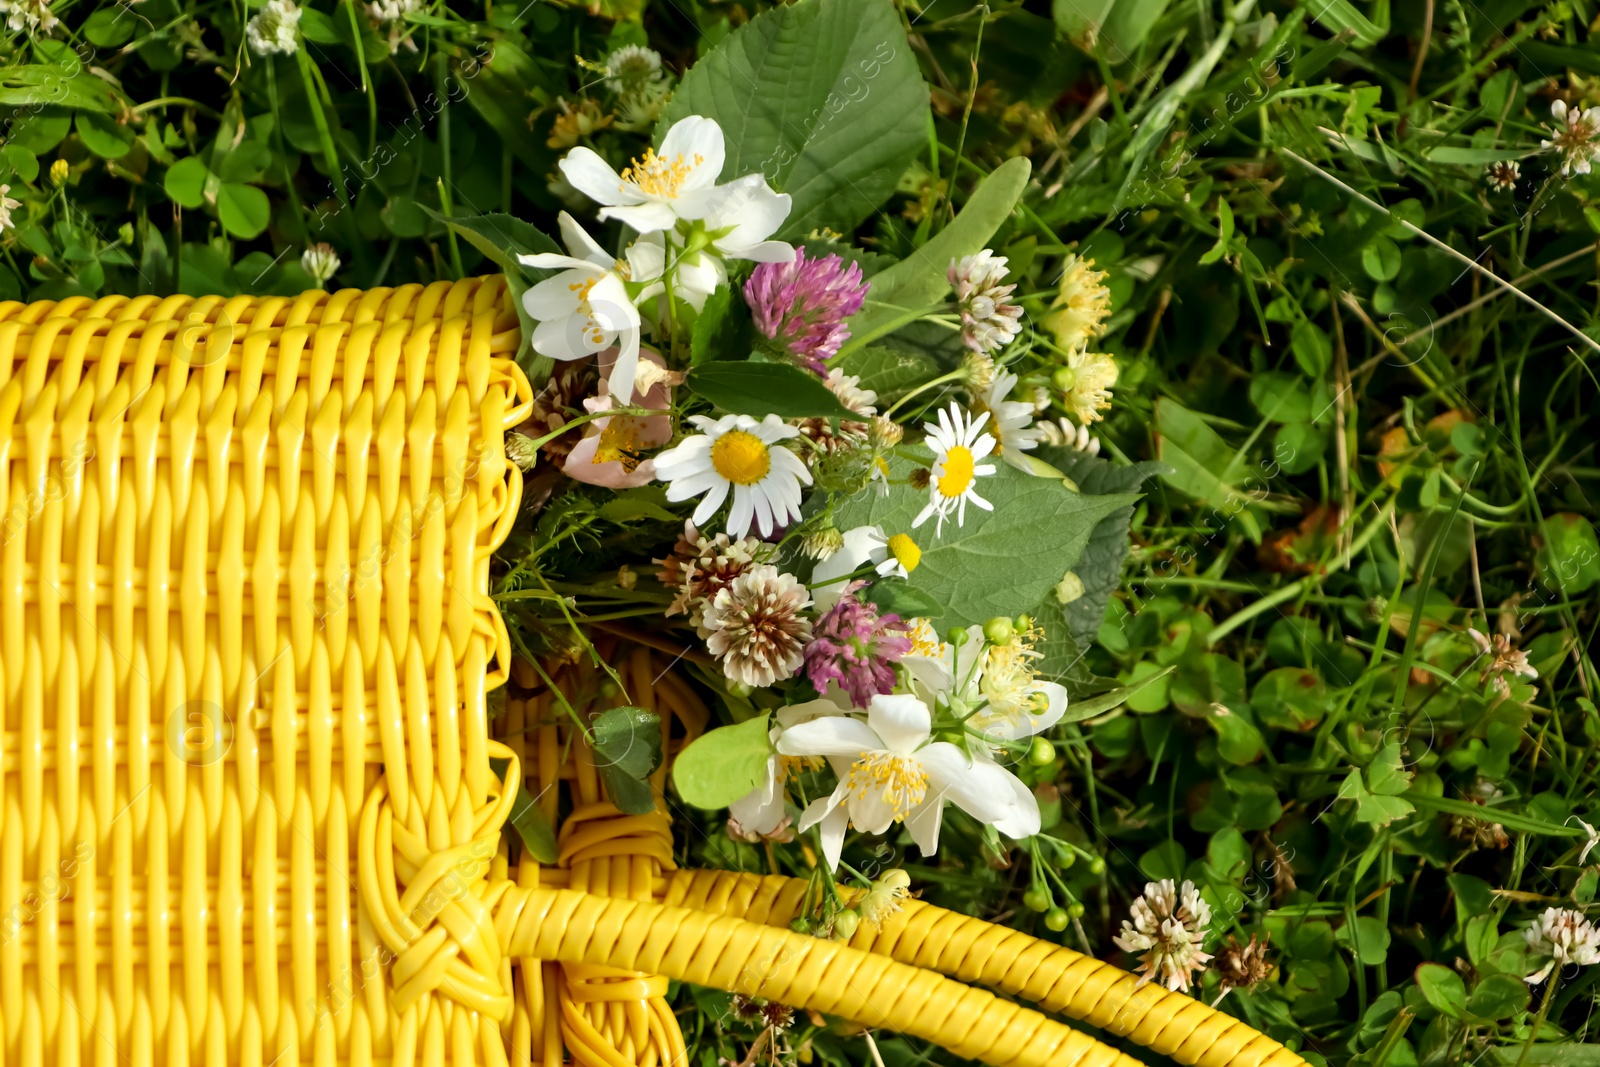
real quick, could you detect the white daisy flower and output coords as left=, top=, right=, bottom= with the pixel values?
left=913, top=403, right=998, bottom=535
left=516, top=212, right=664, bottom=403
left=655, top=413, right=812, bottom=539
left=982, top=370, right=1041, bottom=469
left=808, top=524, right=914, bottom=612
left=776, top=692, right=1040, bottom=870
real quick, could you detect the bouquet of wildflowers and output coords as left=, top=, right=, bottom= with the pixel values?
left=472, top=0, right=1145, bottom=932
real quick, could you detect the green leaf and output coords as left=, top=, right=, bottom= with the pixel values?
left=1362, top=235, right=1402, bottom=281
left=298, top=8, right=341, bottom=43
left=848, top=157, right=1030, bottom=344
left=216, top=183, right=271, bottom=239
left=589, top=706, right=663, bottom=816
left=1061, top=666, right=1175, bottom=723
left=6, top=107, right=70, bottom=154
left=1290, top=320, right=1332, bottom=378
left=1410, top=794, right=1582, bottom=837
left=831, top=458, right=1138, bottom=632
left=1367, top=741, right=1413, bottom=796
left=1537, top=513, right=1600, bottom=595
left=218, top=141, right=274, bottom=184
left=83, top=6, right=136, bottom=47
left=1155, top=399, right=1275, bottom=540
left=1052, top=0, right=1114, bottom=45
left=0, top=65, right=121, bottom=113
left=685, top=361, right=856, bottom=419
left=164, top=156, right=211, bottom=209
left=2, top=144, right=38, bottom=183
left=506, top=780, right=559, bottom=864
left=832, top=345, right=940, bottom=399
left=860, top=579, right=943, bottom=621
left=1465, top=975, right=1529, bottom=1022
left=671, top=715, right=772, bottom=809
left=690, top=285, right=755, bottom=367
left=1338, top=767, right=1416, bottom=827
left=659, top=0, right=930, bottom=238
left=423, top=208, right=561, bottom=272
left=1336, top=916, right=1392, bottom=965
left=1414, top=963, right=1467, bottom=1019
left=1304, top=0, right=1389, bottom=47
left=76, top=112, right=137, bottom=159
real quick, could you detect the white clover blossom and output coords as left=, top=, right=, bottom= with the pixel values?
left=603, top=44, right=665, bottom=93
left=949, top=250, right=1023, bottom=354
left=1524, top=907, right=1600, bottom=984
left=0, top=0, right=58, bottom=33
left=702, top=565, right=812, bottom=689
left=246, top=0, right=301, bottom=56
left=301, top=243, right=341, bottom=286
left=1542, top=99, right=1600, bottom=178
left=0, top=185, right=20, bottom=232
left=1114, top=879, right=1214, bottom=992
left=366, top=0, right=421, bottom=50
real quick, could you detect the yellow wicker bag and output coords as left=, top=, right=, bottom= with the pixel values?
left=0, top=277, right=1306, bottom=1067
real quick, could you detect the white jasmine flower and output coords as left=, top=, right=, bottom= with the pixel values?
left=516, top=212, right=664, bottom=403
left=808, top=525, right=912, bottom=612
left=1524, top=907, right=1600, bottom=984
left=654, top=413, right=812, bottom=539
left=702, top=565, right=812, bottom=688
left=301, top=243, right=341, bottom=286
left=728, top=697, right=849, bottom=835
left=949, top=250, right=1023, bottom=354
left=603, top=44, right=665, bottom=93
left=913, top=403, right=998, bottom=535
left=0, top=185, right=20, bottom=231
left=246, top=0, right=301, bottom=55
left=687, top=171, right=796, bottom=263
left=1114, top=879, right=1214, bottom=992
left=1542, top=99, right=1600, bottom=178
left=981, top=370, right=1041, bottom=468
left=777, top=692, right=1041, bottom=870
left=899, top=622, right=1067, bottom=744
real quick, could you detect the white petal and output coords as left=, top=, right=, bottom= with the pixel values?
left=606, top=331, right=640, bottom=405
left=518, top=252, right=600, bottom=273
left=726, top=485, right=755, bottom=539
left=689, top=481, right=730, bottom=526
left=728, top=756, right=783, bottom=833
left=865, top=694, right=931, bottom=754
left=778, top=715, right=881, bottom=758
left=560, top=147, right=640, bottom=207
left=905, top=796, right=945, bottom=857
left=556, top=211, right=610, bottom=264
left=599, top=201, right=680, bottom=234
left=659, top=115, right=726, bottom=190
left=729, top=239, right=798, bottom=263
left=530, top=317, right=587, bottom=361
left=522, top=274, right=581, bottom=320
left=918, top=743, right=1020, bottom=825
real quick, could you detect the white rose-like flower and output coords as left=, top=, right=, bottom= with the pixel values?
left=560, top=116, right=728, bottom=234
left=728, top=697, right=851, bottom=836
left=777, top=692, right=1040, bottom=870
left=898, top=622, right=1067, bottom=744
left=516, top=212, right=663, bottom=403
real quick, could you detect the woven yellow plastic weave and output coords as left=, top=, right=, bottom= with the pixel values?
left=0, top=276, right=1306, bottom=1067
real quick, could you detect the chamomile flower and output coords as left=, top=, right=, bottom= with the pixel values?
left=809, top=524, right=914, bottom=611
left=655, top=414, right=812, bottom=539
left=981, top=370, right=1041, bottom=468
left=516, top=212, right=664, bottom=403
left=777, top=692, right=1040, bottom=870
left=913, top=403, right=997, bottom=535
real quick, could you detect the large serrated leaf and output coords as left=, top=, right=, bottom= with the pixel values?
left=848, top=157, right=1030, bottom=345
left=658, top=0, right=929, bottom=239
left=831, top=455, right=1137, bottom=632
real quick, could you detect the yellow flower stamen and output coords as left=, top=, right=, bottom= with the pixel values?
left=908, top=618, right=944, bottom=658
left=619, top=147, right=705, bottom=199
left=936, top=445, right=975, bottom=499
left=710, top=430, right=771, bottom=486
left=846, top=751, right=928, bottom=823
left=593, top=416, right=648, bottom=472
left=887, top=533, right=921, bottom=573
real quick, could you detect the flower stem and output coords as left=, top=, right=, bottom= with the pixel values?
left=882, top=368, right=966, bottom=419
left=1516, top=970, right=1560, bottom=1067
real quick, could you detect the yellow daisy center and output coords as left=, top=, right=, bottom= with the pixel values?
left=619, top=147, right=704, bottom=199
left=846, top=751, right=929, bottom=823
left=936, top=445, right=975, bottom=498
left=887, top=533, right=921, bottom=573
left=710, top=429, right=771, bottom=486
